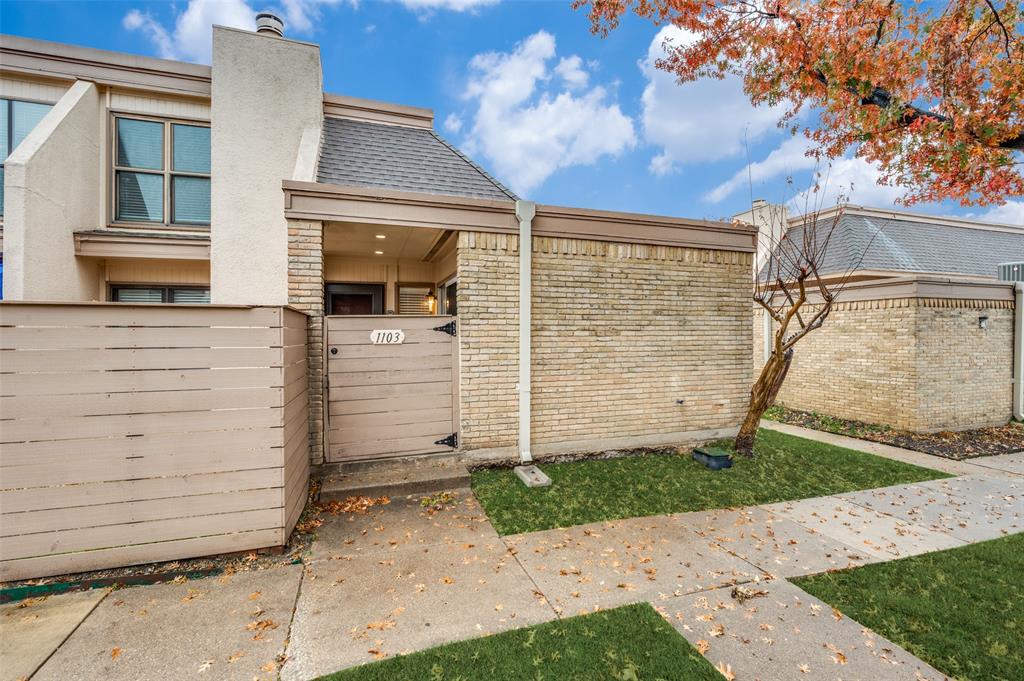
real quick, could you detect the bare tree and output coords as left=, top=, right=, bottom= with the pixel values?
left=734, top=193, right=876, bottom=457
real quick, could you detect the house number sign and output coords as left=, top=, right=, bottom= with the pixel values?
left=370, top=329, right=405, bottom=344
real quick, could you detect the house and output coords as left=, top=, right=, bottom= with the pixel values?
left=739, top=201, right=1024, bottom=432
left=0, top=19, right=755, bottom=482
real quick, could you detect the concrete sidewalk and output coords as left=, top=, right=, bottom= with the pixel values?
left=4, top=456, right=1021, bottom=681
left=761, top=419, right=1024, bottom=477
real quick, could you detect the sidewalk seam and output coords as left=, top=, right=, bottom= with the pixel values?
left=276, top=566, right=307, bottom=681
left=29, top=588, right=110, bottom=679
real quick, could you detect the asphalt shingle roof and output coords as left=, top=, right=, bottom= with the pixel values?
left=775, top=213, right=1024, bottom=279
left=317, top=117, right=517, bottom=201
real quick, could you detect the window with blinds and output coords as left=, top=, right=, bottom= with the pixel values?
left=397, top=285, right=435, bottom=315
left=113, top=116, right=210, bottom=226
left=1, top=98, right=54, bottom=216
left=111, top=286, right=210, bottom=304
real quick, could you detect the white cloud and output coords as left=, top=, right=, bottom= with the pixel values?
left=705, top=136, right=816, bottom=203
left=554, top=55, right=588, bottom=89
left=280, top=0, right=348, bottom=34
left=124, top=0, right=256, bottom=63
left=398, top=0, right=498, bottom=10
left=975, top=201, right=1024, bottom=226
left=791, top=155, right=907, bottom=212
left=443, top=112, right=463, bottom=134
left=459, top=30, right=635, bottom=196
left=640, top=25, right=785, bottom=174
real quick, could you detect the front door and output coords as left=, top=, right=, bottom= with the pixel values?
left=324, top=315, right=458, bottom=462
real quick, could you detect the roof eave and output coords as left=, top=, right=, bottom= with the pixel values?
left=283, top=180, right=756, bottom=253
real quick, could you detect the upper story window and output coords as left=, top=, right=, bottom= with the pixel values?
left=113, top=115, right=210, bottom=227
left=1, top=98, right=54, bottom=216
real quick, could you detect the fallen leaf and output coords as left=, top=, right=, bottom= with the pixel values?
left=368, top=648, right=386, bottom=660
left=716, top=662, right=736, bottom=680
left=696, top=639, right=710, bottom=655
left=494, top=603, right=504, bottom=611
left=111, top=648, right=122, bottom=660
left=261, top=661, right=277, bottom=672
left=197, top=660, right=213, bottom=673
left=440, top=576, right=454, bottom=585
left=249, top=591, right=262, bottom=601
left=227, top=651, right=245, bottom=663
left=799, top=664, right=810, bottom=673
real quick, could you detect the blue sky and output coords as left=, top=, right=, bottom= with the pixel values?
left=2, top=0, right=1021, bottom=224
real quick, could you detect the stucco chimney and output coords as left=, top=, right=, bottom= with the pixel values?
left=733, top=199, right=789, bottom=277
left=255, top=12, right=284, bottom=37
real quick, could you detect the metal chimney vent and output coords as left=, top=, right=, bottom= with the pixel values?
left=256, top=12, right=284, bottom=37
left=998, top=262, right=1024, bottom=282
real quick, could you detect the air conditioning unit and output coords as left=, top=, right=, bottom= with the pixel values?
left=998, top=262, right=1024, bottom=282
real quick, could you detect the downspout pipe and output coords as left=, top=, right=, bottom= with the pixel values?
left=1014, top=282, right=1023, bottom=421
left=516, top=200, right=536, bottom=464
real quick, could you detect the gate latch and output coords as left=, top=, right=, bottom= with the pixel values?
left=434, top=433, right=458, bottom=449
left=433, top=320, right=457, bottom=337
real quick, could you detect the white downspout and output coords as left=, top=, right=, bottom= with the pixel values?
left=516, top=200, right=536, bottom=464
left=762, top=308, right=772, bottom=365
left=1014, top=282, right=1023, bottom=421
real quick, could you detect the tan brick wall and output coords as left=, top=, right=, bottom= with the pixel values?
left=915, top=305, right=1014, bottom=430
left=287, top=219, right=325, bottom=464
left=754, top=298, right=1014, bottom=432
left=458, top=231, right=753, bottom=451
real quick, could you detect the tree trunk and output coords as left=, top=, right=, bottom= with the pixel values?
left=735, top=348, right=794, bottom=457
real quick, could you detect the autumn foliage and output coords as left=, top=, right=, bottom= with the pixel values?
left=577, top=0, right=1024, bottom=206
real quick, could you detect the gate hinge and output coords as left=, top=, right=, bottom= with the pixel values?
left=435, top=433, right=458, bottom=449
left=433, top=320, right=457, bottom=336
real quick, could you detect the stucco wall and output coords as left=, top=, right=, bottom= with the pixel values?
left=755, top=298, right=1015, bottom=431
left=3, top=80, right=102, bottom=301
left=458, top=232, right=753, bottom=453
left=210, top=27, right=322, bottom=305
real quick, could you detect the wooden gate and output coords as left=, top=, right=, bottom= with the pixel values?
left=325, top=315, right=458, bottom=462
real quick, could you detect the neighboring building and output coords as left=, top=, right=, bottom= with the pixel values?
left=0, top=21, right=757, bottom=470
left=743, top=203, right=1024, bottom=432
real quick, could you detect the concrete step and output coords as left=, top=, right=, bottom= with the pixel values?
left=318, top=453, right=471, bottom=501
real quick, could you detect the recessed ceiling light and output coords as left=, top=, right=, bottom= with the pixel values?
left=374, top=250, right=384, bottom=255
left=375, top=234, right=386, bottom=239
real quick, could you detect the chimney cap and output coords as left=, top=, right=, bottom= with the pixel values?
left=255, top=12, right=284, bottom=37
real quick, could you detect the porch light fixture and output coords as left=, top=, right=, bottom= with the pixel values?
left=375, top=234, right=386, bottom=239
left=374, top=250, right=384, bottom=255
left=425, top=291, right=436, bottom=313
left=979, top=315, right=989, bottom=330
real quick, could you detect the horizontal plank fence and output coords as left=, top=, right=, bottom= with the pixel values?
left=0, top=303, right=310, bottom=581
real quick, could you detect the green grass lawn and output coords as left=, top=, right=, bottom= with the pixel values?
left=795, top=534, right=1024, bottom=681
left=472, top=428, right=947, bottom=535
left=315, top=602, right=721, bottom=681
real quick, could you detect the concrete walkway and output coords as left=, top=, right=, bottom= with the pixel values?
left=4, top=456, right=1022, bottom=681
left=761, top=420, right=1024, bottom=477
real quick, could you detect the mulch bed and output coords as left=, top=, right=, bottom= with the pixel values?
left=766, top=405, right=1024, bottom=460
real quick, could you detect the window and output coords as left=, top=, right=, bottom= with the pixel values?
left=326, top=283, right=385, bottom=315
left=439, top=277, right=457, bottom=316
left=113, top=116, right=210, bottom=226
left=110, top=285, right=210, bottom=304
left=397, top=284, right=435, bottom=315
left=1, top=98, right=54, bottom=216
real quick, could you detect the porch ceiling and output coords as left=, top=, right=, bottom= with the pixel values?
left=323, top=221, right=445, bottom=260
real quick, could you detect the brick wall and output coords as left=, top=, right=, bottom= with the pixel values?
left=288, top=218, right=325, bottom=464
left=915, top=305, right=1014, bottom=431
left=458, top=232, right=753, bottom=451
left=753, top=298, right=1014, bottom=432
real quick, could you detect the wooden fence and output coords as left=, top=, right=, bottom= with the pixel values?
left=0, top=303, right=309, bottom=581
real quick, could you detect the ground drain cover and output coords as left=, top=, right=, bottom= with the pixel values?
left=514, top=465, right=551, bottom=488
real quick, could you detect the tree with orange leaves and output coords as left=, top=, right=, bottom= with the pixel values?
left=577, top=0, right=1024, bottom=207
